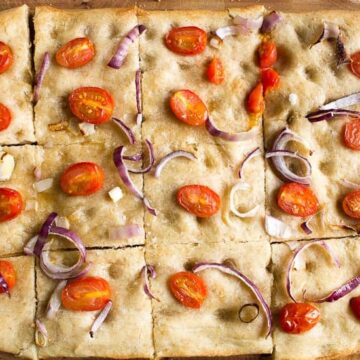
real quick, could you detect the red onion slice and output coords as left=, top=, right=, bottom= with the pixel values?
left=46, top=280, right=67, bottom=319
left=109, top=224, right=144, bottom=241
left=35, top=319, right=48, bottom=347
left=112, top=118, right=136, bottom=144
left=128, top=140, right=155, bottom=174
left=238, top=147, right=261, bottom=179
left=141, top=265, right=159, bottom=301
left=215, top=26, right=246, bottom=40
left=310, top=21, right=339, bottom=48
left=320, top=92, right=360, bottom=111
left=34, top=52, right=50, bottom=103
left=336, top=35, right=350, bottom=66
left=300, top=216, right=314, bottom=235
left=229, top=182, right=260, bottom=218
left=233, top=16, right=263, bottom=31
left=34, top=212, right=58, bottom=256
left=135, top=69, right=143, bottom=124
left=0, top=274, right=9, bottom=297
left=24, top=235, right=39, bottom=256
left=193, top=262, right=272, bottom=337
left=205, top=117, right=258, bottom=142
left=260, top=11, right=282, bottom=34
left=286, top=240, right=340, bottom=303
left=340, top=178, right=360, bottom=190
left=108, top=25, right=146, bottom=69
left=265, top=215, right=293, bottom=239
left=90, top=300, right=112, bottom=338
left=154, top=150, right=196, bottom=178
left=306, top=109, right=360, bottom=122
left=216, top=15, right=263, bottom=39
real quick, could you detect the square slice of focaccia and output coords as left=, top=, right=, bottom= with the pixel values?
left=139, top=6, right=265, bottom=149
left=36, top=247, right=154, bottom=358
left=146, top=241, right=273, bottom=357
left=260, top=10, right=360, bottom=241
left=272, top=237, right=360, bottom=360
left=34, top=142, right=144, bottom=248
left=0, top=145, right=44, bottom=256
left=0, top=256, right=36, bottom=360
left=144, top=142, right=267, bottom=245
left=0, top=5, right=35, bottom=144
left=34, top=6, right=139, bottom=146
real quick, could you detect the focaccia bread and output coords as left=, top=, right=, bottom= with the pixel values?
left=35, top=142, right=144, bottom=248
left=36, top=247, right=154, bottom=358
left=0, top=145, right=44, bottom=256
left=144, top=142, right=267, bottom=244
left=0, top=256, right=36, bottom=360
left=139, top=7, right=265, bottom=148
left=34, top=6, right=139, bottom=146
left=272, top=238, right=360, bottom=360
left=261, top=11, right=360, bottom=241
left=0, top=5, right=35, bottom=144
left=146, top=241, right=272, bottom=357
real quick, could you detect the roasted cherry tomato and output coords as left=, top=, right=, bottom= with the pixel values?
left=343, top=190, right=360, bottom=219
left=68, top=86, right=114, bottom=124
left=56, top=37, right=95, bottom=69
left=261, top=68, right=280, bottom=94
left=246, top=83, right=265, bottom=115
left=206, top=57, right=225, bottom=85
left=258, top=40, right=277, bottom=69
left=0, top=260, right=16, bottom=293
left=350, top=51, right=360, bottom=79
left=279, top=302, right=320, bottom=334
left=344, top=119, right=360, bottom=151
left=170, top=89, right=207, bottom=126
left=0, top=103, right=11, bottom=131
left=350, top=296, right=360, bottom=320
left=60, top=162, right=105, bottom=196
left=0, top=188, right=23, bottom=222
left=177, top=184, right=220, bottom=218
left=61, top=276, right=111, bottom=311
left=0, top=42, right=13, bottom=74
left=277, top=182, right=319, bottom=217
left=168, top=271, right=207, bottom=309
left=165, top=26, right=207, bottom=56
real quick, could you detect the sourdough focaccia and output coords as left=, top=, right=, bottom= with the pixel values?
left=36, top=248, right=153, bottom=358
left=146, top=241, right=272, bottom=357
left=0, top=5, right=35, bottom=144
left=34, top=6, right=139, bottom=146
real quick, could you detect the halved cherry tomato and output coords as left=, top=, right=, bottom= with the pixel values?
left=68, top=87, right=114, bottom=124
left=0, top=260, right=16, bottom=293
left=0, top=188, right=23, bottom=222
left=350, top=51, right=360, bottom=79
left=206, top=57, right=224, bottom=85
left=344, top=119, right=360, bottom=151
left=279, top=302, right=320, bottom=334
left=168, top=271, right=207, bottom=309
left=343, top=190, right=360, bottom=219
left=277, top=182, right=319, bottom=217
left=177, top=184, right=220, bottom=218
left=165, top=26, right=207, bottom=56
left=60, top=162, right=105, bottom=196
left=61, top=276, right=111, bottom=311
left=246, top=83, right=265, bottom=115
left=350, top=296, right=360, bottom=320
left=170, top=90, right=207, bottom=126
left=0, top=42, right=13, bottom=74
left=258, top=40, right=277, bottom=69
left=0, top=103, right=11, bottom=131
left=56, top=37, right=95, bottom=69
left=261, top=68, right=280, bottom=94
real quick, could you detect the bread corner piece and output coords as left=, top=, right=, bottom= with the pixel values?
left=146, top=241, right=273, bottom=357
left=0, top=256, right=37, bottom=360
left=36, top=247, right=154, bottom=359
left=0, top=5, right=35, bottom=144
left=272, top=237, right=360, bottom=359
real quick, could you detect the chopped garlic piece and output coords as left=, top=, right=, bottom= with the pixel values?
left=209, top=37, right=222, bottom=49
left=108, top=187, right=123, bottom=203
left=34, top=178, right=53, bottom=192
left=289, top=93, right=298, bottom=106
left=25, top=200, right=39, bottom=212
left=0, top=152, right=15, bottom=181
left=79, top=122, right=96, bottom=136
left=55, top=216, right=70, bottom=229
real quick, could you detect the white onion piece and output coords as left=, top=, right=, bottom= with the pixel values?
left=46, top=280, right=67, bottom=319
left=79, top=122, right=96, bottom=137
left=340, top=179, right=360, bottom=190
left=90, top=300, right=112, bottom=338
left=154, top=150, right=196, bottom=178
left=238, top=147, right=261, bottom=179
left=24, top=235, right=38, bottom=256
left=34, top=178, right=53, bottom=192
left=0, top=153, right=15, bottom=181
left=109, top=224, right=143, bottom=241
left=233, top=15, right=263, bottom=31
left=320, top=92, right=360, bottom=110
left=265, top=215, right=293, bottom=239
left=229, top=182, right=260, bottom=218
left=215, top=26, right=245, bottom=40
left=35, top=320, right=48, bottom=348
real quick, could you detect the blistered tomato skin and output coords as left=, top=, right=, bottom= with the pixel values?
left=261, top=68, right=280, bottom=94
left=279, top=303, right=320, bottom=334
left=207, top=57, right=225, bottom=85
left=168, top=271, right=207, bottom=309
left=343, top=190, right=360, bottom=219
left=277, top=182, right=320, bottom=217
left=0, top=42, right=13, bottom=74
left=165, top=27, right=207, bottom=56
left=350, top=296, right=360, bottom=320
left=0, top=260, right=16, bottom=293
left=258, top=40, right=277, bottom=69
left=0, top=188, right=23, bottom=222
left=0, top=103, right=12, bottom=131
left=344, top=119, right=360, bottom=150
